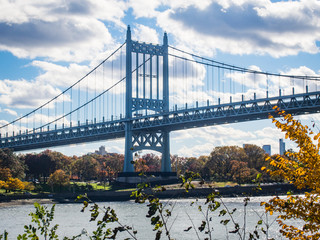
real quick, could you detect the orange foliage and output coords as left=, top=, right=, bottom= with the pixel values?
left=262, top=106, right=320, bottom=239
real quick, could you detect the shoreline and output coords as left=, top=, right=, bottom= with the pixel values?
left=0, top=198, right=57, bottom=207
left=0, top=183, right=302, bottom=207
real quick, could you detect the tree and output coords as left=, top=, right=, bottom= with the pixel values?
left=142, top=153, right=161, bottom=172
left=71, top=155, right=100, bottom=181
left=0, top=148, right=25, bottom=179
left=203, top=146, right=247, bottom=181
left=46, top=150, right=73, bottom=174
left=184, top=156, right=207, bottom=174
left=0, top=168, right=12, bottom=181
left=5, top=177, right=25, bottom=192
left=262, top=107, right=320, bottom=239
left=243, top=144, right=266, bottom=170
left=229, top=160, right=255, bottom=184
left=22, top=150, right=74, bottom=184
left=22, top=151, right=55, bottom=183
left=23, top=182, right=35, bottom=191
left=47, top=169, right=70, bottom=192
left=133, top=153, right=161, bottom=172
left=0, top=180, right=5, bottom=189
left=170, top=154, right=184, bottom=174
left=103, top=153, right=124, bottom=178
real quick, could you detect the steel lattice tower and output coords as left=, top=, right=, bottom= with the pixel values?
left=123, top=26, right=171, bottom=173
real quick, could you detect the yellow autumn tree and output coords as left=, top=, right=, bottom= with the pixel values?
left=262, top=106, right=320, bottom=239
left=47, top=169, right=70, bottom=192
left=5, top=177, right=25, bottom=191
left=0, top=180, right=6, bottom=189
left=23, top=181, right=35, bottom=191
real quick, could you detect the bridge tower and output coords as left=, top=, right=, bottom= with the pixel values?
left=123, top=26, right=171, bottom=173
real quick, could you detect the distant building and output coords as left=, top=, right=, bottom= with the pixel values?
left=262, top=145, right=271, bottom=155
left=94, top=146, right=108, bottom=156
left=279, top=139, right=286, bottom=155
left=242, top=143, right=251, bottom=148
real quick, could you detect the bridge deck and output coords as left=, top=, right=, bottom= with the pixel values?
left=1, top=91, right=319, bottom=151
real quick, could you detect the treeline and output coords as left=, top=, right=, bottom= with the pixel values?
left=0, top=144, right=280, bottom=192
left=172, top=144, right=278, bottom=183
left=0, top=149, right=124, bottom=183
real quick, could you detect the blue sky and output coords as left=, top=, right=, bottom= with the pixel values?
left=1, top=0, right=320, bottom=157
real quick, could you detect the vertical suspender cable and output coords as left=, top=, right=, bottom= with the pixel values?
left=212, top=64, right=214, bottom=99
left=173, top=55, right=176, bottom=108
left=107, top=61, right=109, bottom=121
left=86, top=73, right=88, bottom=122
left=120, top=48, right=123, bottom=117
left=103, top=61, right=105, bottom=120
left=94, top=69, right=96, bottom=121
left=157, top=55, right=159, bottom=100
left=229, top=68, right=232, bottom=95
left=70, top=86, right=72, bottom=125
left=112, top=56, right=114, bottom=118
left=267, top=74, right=269, bottom=95
left=222, top=68, right=225, bottom=102
left=218, top=67, right=220, bottom=101
left=206, top=63, right=209, bottom=100
left=136, top=53, right=139, bottom=99
left=143, top=54, right=146, bottom=100
left=40, top=107, right=42, bottom=130
left=278, top=74, right=281, bottom=94
left=192, top=56, right=194, bottom=104
left=233, top=68, right=235, bottom=96
left=186, top=57, right=188, bottom=105
left=78, top=80, right=80, bottom=123
left=47, top=103, right=49, bottom=130
left=184, top=57, right=187, bottom=105
left=63, top=90, right=65, bottom=126
left=150, top=55, right=152, bottom=100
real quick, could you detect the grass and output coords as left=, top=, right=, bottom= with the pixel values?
left=163, top=180, right=238, bottom=190
left=0, top=180, right=241, bottom=196
left=70, top=182, right=112, bottom=191
left=0, top=188, right=39, bottom=196
left=213, top=181, right=238, bottom=187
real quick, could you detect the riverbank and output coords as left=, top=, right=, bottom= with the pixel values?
left=0, top=183, right=302, bottom=207
left=0, top=198, right=56, bottom=207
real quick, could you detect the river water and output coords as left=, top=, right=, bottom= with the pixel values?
left=0, top=196, right=292, bottom=239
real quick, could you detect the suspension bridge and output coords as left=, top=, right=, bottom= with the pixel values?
left=1, top=26, right=320, bottom=174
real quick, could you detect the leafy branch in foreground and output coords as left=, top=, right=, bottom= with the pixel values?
left=0, top=231, right=8, bottom=240
left=180, top=173, right=274, bottom=240
left=17, top=203, right=59, bottom=240
left=262, top=106, right=320, bottom=239
left=74, top=194, right=138, bottom=240
left=131, top=182, right=177, bottom=240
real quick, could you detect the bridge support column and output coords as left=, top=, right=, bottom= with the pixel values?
left=161, top=130, right=171, bottom=172
left=123, top=25, right=134, bottom=173
left=123, top=122, right=134, bottom=172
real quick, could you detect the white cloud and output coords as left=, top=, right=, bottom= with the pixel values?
left=32, top=61, right=91, bottom=88
left=0, top=18, right=114, bottom=62
left=3, top=108, right=18, bottom=116
left=177, top=142, right=213, bottom=157
left=128, top=0, right=162, bottom=19
left=154, top=0, right=320, bottom=57
left=0, top=0, right=127, bottom=62
left=133, top=24, right=160, bottom=44
left=172, top=122, right=290, bottom=157
left=0, top=79, right=61, bottom=108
